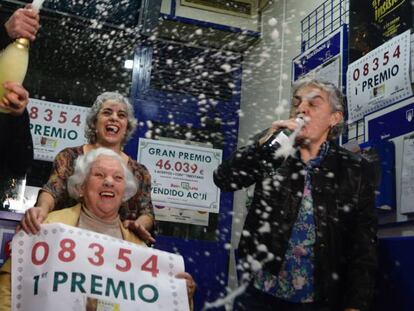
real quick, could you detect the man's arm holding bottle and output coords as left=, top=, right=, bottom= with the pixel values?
left=1, top=4, right=39, bottom=48
left=0, top=6, right=39, bottom=176
left=1, top=4, right=39, bottom=109
left=0, top=82, right=33, bottom=177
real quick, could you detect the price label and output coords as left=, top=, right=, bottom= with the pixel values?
left=28, top=98, right=89, bottom=161
left=155, top=159, right=200, bottom=175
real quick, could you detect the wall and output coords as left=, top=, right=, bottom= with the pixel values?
left=161, top=0, right=260, bottom=31
left=378, top=136, right=414, bottom=236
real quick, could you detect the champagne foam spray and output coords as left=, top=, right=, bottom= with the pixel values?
left=271, top=116, right=306, bottom=159
left=31, top=0, right=46, bottom=11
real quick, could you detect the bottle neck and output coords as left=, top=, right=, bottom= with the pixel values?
left=14, top=38, right=29, bottom=49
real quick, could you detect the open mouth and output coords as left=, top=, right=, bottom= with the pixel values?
left=105, top=124, right=120, bottom=134
left=100, top=191, right=115, bottom=198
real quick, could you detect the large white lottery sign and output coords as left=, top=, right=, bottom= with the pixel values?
left=28, top=98, right=89, bottom=161
left=346, top=30, right=412, bottom=123
left=138, top=138, right=222, bottom=213
left=11, top=223, right=189, bottom=311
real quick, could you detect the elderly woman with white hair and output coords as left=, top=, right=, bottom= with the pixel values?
left=0, top=148, right=195, bottom=310
left=20, top=92, right=155, bottom=243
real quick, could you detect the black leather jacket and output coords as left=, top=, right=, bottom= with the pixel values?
left=214, top=141, right=377, bottom=311
left=0, top=20, right=33, bottom=201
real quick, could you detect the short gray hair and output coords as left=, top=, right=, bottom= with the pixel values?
left=291, top=77, right=345, bottom=139
left=67, top=148, right=138, bottom=202
left=85, top=92, right=138, bottom=145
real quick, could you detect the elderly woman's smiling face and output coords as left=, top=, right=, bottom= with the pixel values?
left=81, top=155, right=126, bottom=220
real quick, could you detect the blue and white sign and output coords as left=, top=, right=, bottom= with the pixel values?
left=365, top=97, right=414, bottom=142
left=292, top=26, right=346, bottom=88
left=347, top=30, right=412, bottom=123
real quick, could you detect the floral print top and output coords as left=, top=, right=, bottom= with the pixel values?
left=42, top=146, right=154, bottom=221
left=253, top=142, right=330, bottom=302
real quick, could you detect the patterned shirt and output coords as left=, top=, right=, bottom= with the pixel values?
left=253, top=142, right=330, bottom=302
left=41, top=146, right=154, bottom=221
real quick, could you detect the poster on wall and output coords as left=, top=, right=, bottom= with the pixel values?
left=292, top=26, right=346, bottom=88
left=349, top=0, right=412, bottom=63
left=360, top=141, right=396, bottom=211
left=28, top=98, right=89, bottom=162
left=401, top=137, right=414, bottom=214
left=11, top=223, right=189, bottom=311
left=0, top=228, right=14, bottom=265
left=138, top=138, right=222, bottom=213
left=365, top=97, right=414, bottom=142
left=346, top=30, right=412, bottom=123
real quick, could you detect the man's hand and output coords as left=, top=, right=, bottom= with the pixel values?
left=5, top=4, right=40, bottom=41
left=123, top=219, right=156, bottom=244
left=259, top=118, right=302, bottom=146
left=0, top=82, right=29, bottom=116
left=18, top=206, right=49, bottom=234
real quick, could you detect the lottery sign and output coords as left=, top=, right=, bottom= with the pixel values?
left=138, top=138, right=222, bottom=213
left=11, top=223, right=189, bottom=311
left=28, top=98, right=89, bottom=161
left=346, top=30, right=412, bottom=123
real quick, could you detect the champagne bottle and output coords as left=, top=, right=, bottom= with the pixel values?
left=263, top=117, right=305, bottom=151
left=0, top=0, right=44, bottom=113
left=0, top=38, right=29, bottom=113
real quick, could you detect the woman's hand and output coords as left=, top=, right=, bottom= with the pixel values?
left=18, top=206, right=49, bottom=234
left=175, top=272, right=197, bottom=298
left=123, top=216, right=156, bottom=244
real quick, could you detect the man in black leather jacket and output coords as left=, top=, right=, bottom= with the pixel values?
left=0, top=5, right=39, bottom=204
left=214, top=78, right=377, bottom=311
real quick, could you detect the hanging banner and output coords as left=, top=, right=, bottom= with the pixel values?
left=11, top=223, right=189, bottom=311
left=346, top=30, right=412, bottom=123
left=28, top=98, right=89, bottom=161
left=138, top=138, right=222, bottom=213
left=349, top=0, right=411, bottom=63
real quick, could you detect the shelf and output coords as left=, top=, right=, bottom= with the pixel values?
left=0, top=210, right=23, bottom=222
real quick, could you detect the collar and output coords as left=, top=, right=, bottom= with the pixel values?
left=307, top=141, right=330, bottom=169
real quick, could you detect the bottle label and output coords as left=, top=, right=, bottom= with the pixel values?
left=269, top=131, right=290, bottom=147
